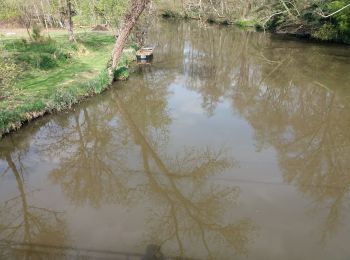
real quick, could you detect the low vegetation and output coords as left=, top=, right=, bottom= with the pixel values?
left=0, top=27, right=136, bottom=136
left=0, top=0, right=152, bottom=137
left=265, top=0, right=350, bottom=43
left=159, top=0, right=350, bottom=44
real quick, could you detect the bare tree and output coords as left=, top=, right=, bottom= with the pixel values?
left=111, top=0, right=151, bottom=69
left=60, top=0, right=76, bottom=42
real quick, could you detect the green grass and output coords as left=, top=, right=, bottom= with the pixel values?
left=0, top=31, right=136, bottom=136
left=235, top=20, right=257, bottom=28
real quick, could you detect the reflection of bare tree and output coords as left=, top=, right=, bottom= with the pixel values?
left=36, top=21, right=259, bottom=258
left=0, top=149, right=67, bottom=259
left=45, top=65, right=174, bottom=208
left=114, top=92, right=256, bottom=258
left=41, top=21, right=183, bottom=210
left=229, top=41, right=350, bottom=242
left=167, top=19, right=350, bottom=243
left=183, top=23, right=234, bottom=116
left=45, top=106, right=135, bottom=208
left=268, top=92, right=350, bottom=243
left=40, top=59, right=257, bottom=258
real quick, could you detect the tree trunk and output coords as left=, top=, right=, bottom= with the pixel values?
left=65, top=0, right=76, bottom=42
left=242, top=1, right=252, bottom=20
left=40, top=0, right=50, bottom=37
left=111, top=0, right=150, bottom=69
left=19, top=8, right=33, bottom=40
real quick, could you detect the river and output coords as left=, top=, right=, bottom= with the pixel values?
left=0, top=19, right=350, bottom=259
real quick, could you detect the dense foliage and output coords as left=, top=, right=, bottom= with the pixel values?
left=315, top=0, right=350, bottom=42
left=160, top=0, right=350, bottom=43
left=265, top=0, right=350, bottom=43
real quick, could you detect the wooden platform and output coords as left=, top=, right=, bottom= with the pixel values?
left=136, top=47, right=153, bottom=60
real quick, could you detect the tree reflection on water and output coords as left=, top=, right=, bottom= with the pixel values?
left=39, top=60, right=257, bottom=258
left=0, top=19, right=349, bottom=259
left=0, top=145, right=68, bottom=259
left=175, top=20, right=350, bottom=243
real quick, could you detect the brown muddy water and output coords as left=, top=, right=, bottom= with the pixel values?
left=0, top=19, right=350, bottom=259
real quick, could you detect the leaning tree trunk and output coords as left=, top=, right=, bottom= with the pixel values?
left=111, top=0, right=151, bottom=69
left=65, top=0, right=76, bottom=42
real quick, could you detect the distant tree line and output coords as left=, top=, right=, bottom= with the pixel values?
left=0, top=0, right=152, bottom=71
left=0, top=0, right=129, bottom=28
left=160, top=0, right=350, bottom=43
left=0, top=0, right=131, bottom=41
left=1, top=0, right=349, bottom=43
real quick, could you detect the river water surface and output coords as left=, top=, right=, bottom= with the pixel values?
left=0, top=20, right=350, bottom=259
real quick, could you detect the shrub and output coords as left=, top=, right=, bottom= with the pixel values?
left=38, top=53, right=57, bottom=69
left=0, top=54, right=21, bottom=100
left=31, top=24, right=42, bottom=42
left=129, top=42, right=140, bottom=51
left=207, top=14, right=216, bottom=23
left=324, top=0, right=350, bottom=43
left=114, top=66, right=129, bottom=81
left=0, top=57, right=20, bottom=87
left=0, top=109, right=20, bottom=131
left=312, top=23, right=338, bottom=41
left=162, top=9, right=179, bottom=18
left=50, top=87, right=78, bottom=111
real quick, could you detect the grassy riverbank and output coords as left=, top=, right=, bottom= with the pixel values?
left=0, top=31, right=136, bottom=137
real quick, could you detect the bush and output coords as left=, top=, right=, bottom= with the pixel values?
left=50, top=87, right=78, bottom=111
left=31, top=24, right=42, bottom=42
left=0, top=57, right=20, bottom=87
left=129, top=42, right=140, bottom=51
left=162, top=9, right=179, bottom=18
left=312, top=23, right=338, bottom=41
left=267, top=1, right=350, bottom=44
left=0, top=109, right=21, bottom=131
left=207, top=14, right=216, bottom=23
left=114, top=66, right=129, bottom=81
left=38, top=53, right=57, bottom=69
left=0, top=54, right=21, bottom=100
left=324, top=0, right=350, bottom=43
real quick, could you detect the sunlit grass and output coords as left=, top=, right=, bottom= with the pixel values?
left=0, top=31, right=135, bottom=136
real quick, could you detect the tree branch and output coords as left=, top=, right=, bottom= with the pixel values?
left=317, top=3, right=350, bottom=18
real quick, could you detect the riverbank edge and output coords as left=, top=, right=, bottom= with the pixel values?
left=0, top=50, right=136, bottom=139
left=159, top=10, right=350, bottom=45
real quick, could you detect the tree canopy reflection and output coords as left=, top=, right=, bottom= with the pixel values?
left=0, top=142, right=68, bottom=259
left=174, top=21, right=350, bottom=243
left=39, top=55, right=257, bottom=258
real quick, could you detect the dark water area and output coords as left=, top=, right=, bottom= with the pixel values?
left=0, top=19, right=350, bottom=259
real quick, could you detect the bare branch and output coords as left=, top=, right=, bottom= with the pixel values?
left=317, top=3, right=350, bottom=18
